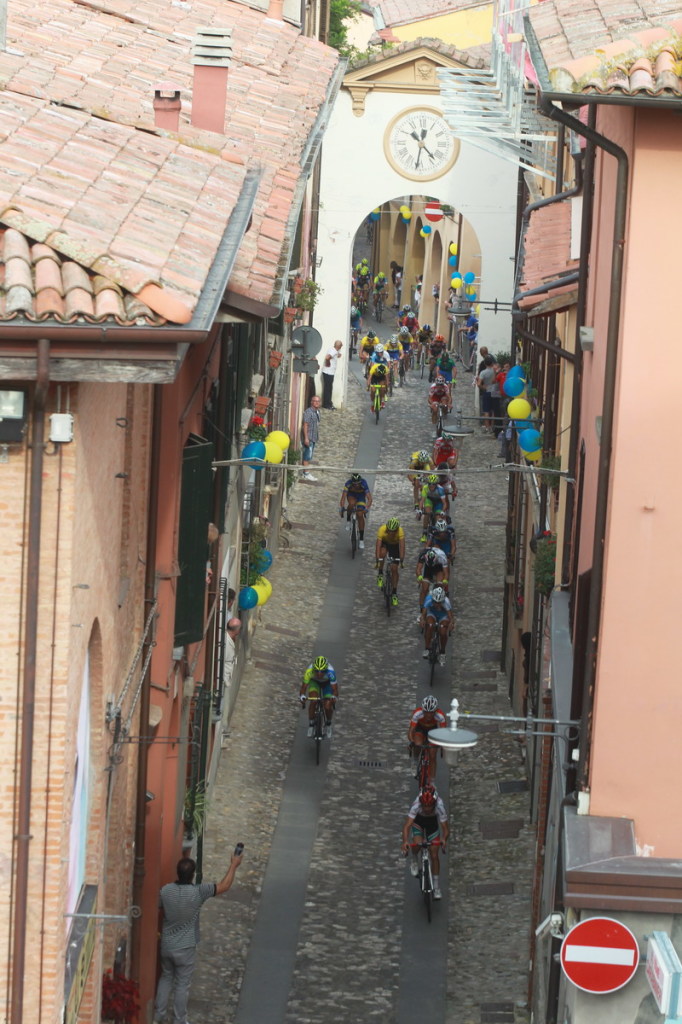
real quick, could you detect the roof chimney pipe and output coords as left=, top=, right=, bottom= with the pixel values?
left=267, top=0, right=284, bottom=19
left=191, top=27, right=233, bottom=135
left=153, top=83, right=182, bottom=132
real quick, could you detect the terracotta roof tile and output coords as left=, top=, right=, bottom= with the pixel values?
left=528, top=1, right=682, bottom=98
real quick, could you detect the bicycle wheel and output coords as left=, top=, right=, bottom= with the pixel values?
left=387, top=368, right=394, bottom=397
left=436, top=408, right=443, bottom=438
left=384, top=567, right=393, bottom=616
left=417, top=748, right=430, bottom=789
left=377, top=298, right=383, bottom=323
left=398, top=361, right=405, bottom=387
left=421, top=855, right=432, bottom=923
left=374, top=392, right=381, bottom=424
left=420, top=350, right=426, bottom=379
left=429, top=632, right=439, bottom=685
left=314, top=704, right=324, bottom=765
left=350, top=517, right=357, bottom=559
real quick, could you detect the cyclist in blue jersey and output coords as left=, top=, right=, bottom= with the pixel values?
left=420, top=586, right=454, bottom=666
left=300, top=655, right=338, bottom=737
left=428, top=517, right=456, bottom=563
left=419, top=475, right=449, bottom=542
left=339, top=473, right=373, bottom=550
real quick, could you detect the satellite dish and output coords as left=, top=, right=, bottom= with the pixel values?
left=291, top=325, right=323, bottom=358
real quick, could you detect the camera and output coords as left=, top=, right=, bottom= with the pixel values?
left=234, top=842, right=244, bottom=857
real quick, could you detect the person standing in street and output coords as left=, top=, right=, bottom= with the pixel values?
left=321, top=339, right=342, bottom=409
left=301, top=393, right=321, bottom=481
left=153, top=850, right=243, bottom=1024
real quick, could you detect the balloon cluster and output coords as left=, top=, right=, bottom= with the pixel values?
left=419, top=224, right=432, bottom=239
left=238, top=574, right=273, bottom=609
left=503, top=366, right=542, bottom=462
left=241, top=429, right=291, bottom=469
left=399, top=204, right=412, bottom=223
left=369, top=208, right=380, bottom=222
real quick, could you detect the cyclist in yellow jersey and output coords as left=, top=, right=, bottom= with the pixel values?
left=407, top=449, right=433, bottom=509
left=359, top=329, right=377, bottom=366
left=375, top=517, right=405, bottom=606
left=367, top=360, right=389, bottom=409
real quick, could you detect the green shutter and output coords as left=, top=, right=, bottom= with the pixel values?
left=174, top=434, right=214, bottom=645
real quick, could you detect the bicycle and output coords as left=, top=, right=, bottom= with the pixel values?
left=348, top=508, right=358, bottom=559
left=373, top=293, right=383, bottom=322
left=370, top=383, right=384, bottom=424
left=304, top=696, right=328, bottom=765
left=410, top=743, right=431, bottom=789
left=419, top=344, right=427, bottom=379
left=349, top=327, right=358, bottom=359
left=398, top=357, right=405, bottom=388
left=408, top=837, right=443, bottom=922
left=426, top=624, right=441, bottom=684
left=382, top=555, right=401, bottom=616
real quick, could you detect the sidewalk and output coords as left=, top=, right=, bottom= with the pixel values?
left=188, top=344, right=534, bottom=1024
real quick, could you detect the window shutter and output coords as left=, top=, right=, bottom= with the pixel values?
left=174, top=434, right=214, bottom=645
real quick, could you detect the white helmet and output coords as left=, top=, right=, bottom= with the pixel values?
left=431, top=586, right=446, bottom=602
left=375, top=343, right=384, bottom=354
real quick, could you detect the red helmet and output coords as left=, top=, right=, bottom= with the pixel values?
left=420, top=784, right=436, bottom=807
left=434, top=334, right=445, bottom=342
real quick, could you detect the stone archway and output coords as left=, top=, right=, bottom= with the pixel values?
left=315, top=40, right=517, bottom=406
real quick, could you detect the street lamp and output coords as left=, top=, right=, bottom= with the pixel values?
left=0, top=389, right=28, bottom=443
left=427, top=699, right=479, bottom=766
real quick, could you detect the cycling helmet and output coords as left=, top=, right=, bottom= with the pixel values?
left=422, top=695, right=438, bottom=712
left=427, top=474, right=439, bottom=484
left=420, top=784, right=436, bottom=807
left=431, top=586, right=446, bottom=602
left=351, top=473, right=362, bottom=482
left=435, top=375, right=446, bottom=384
left=362, top=257, right=369, bottom=265
left=374, top=343, right=384, bottom=354
left=405, top=313, right=415, bottom=321
left=373, top=363, right=387, bottom=377
left=313, top=655, right=328, bottom=671
left=367, top=330, right=376, bottom=339
left=402, top=304, right=411, bottom=312
left=386, top=517, right=400, bottom=531
left=378, top=271, right=386, bottom=279
left=422, top=323, right=431, bottom=332
left=399, top=325, right=410, bottom=336
left=424, top=549, right=439, bottom=565
left=434, top=518, right=448, bottom=531
left=418, top=449, right=429, bottom=462
left=434, top=334, right=445, bottom=342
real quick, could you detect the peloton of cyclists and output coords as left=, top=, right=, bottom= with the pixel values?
left=408, top=695, right=448, bottom=782
left=401, top=783, right=449, bottom=899
left=375, top=516, right=405, bottom=607
left=299, top=655, right=338, bottom=737
left=420, top=585, right=454, bottom=666
left=339, top=473, right=372, bottom=550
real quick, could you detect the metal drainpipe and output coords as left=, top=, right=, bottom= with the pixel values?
left=131, top=384, right=163, bottom=983
left=11, top=337, right=50, bottom=1024
left=538, top=95, right=629, bottom=793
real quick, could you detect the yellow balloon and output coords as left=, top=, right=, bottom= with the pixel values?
left=265, top=430, right=290, bottom=451
left=523, top=448, right=542, bottom=463
left=400, top=205, right=409, bottom=215
left=449, top=243, right=458, bottom=255
left=263, top=441, right=284, bottom=464
left=403, top=210, right=412, bottom=221
left=253, top=576, right=273, bottom=605
left=372, top=208, right=380, bottom=215
left=507, top=398, right=532, bottom=420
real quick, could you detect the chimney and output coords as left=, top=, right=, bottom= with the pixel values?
left=153, top=83, right=181, bottom=132
left=267, top=0, right=284, bottom=19
left=191, top=27, right=233, bottom=135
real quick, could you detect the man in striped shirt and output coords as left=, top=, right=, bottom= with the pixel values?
left=154, top=850, right=243, bottom=1024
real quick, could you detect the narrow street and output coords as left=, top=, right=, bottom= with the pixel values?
left=190, top=311, right=534, bottom=1024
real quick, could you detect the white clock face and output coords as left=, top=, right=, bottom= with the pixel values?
left=385, top=108, right=459, bottom=181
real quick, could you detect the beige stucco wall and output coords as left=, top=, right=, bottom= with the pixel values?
left=585, top=106, right=682, bottom=856
left=391, top=3, right=493, bottom=48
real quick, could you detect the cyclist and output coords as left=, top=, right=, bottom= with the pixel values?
left=367, top=359, right=389, bottom=410
left=407, top=449, right=433, bottom=509
left=428, top=333, right=447, bottom=382
left=419, top=475, right=449, bottom=542
left=416, top=545, right=449, bottom=611
left=299, top=655, right=338, bottom=737
left=428, top=517, right=456, bottom=563
left=356, top=260, right=371, bottom=302
left=403, top=310, right=420, bottom=338
left=408, top=695, right=448, bottom=782
left=420, top=585, right=454, bottom=666
left=375, top=516, right=405, bottom=606
left=349, top=305, right=362, bottom=350
left=359, top=329, right=377, bottom=367
left=436, top=454, right=458, bottom=505
left=428, top=375, right=452, bottom=425
left=372, top=271, right=387, bottom=309
left=435, top=347, right=457, bottom=385
left=432, top=435, right=458, bottom=468
left=401, top=784, right=449, bottom=898
left=385, top=334, right=404, bottom=387
left=339, top=472, right=372, bottom=550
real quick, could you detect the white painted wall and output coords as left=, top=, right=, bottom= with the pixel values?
left=316, top=88, right=518, bottom=407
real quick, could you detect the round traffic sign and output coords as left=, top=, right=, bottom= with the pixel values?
left=424, top=202, right=443, bottom=223
left=560, top=917, right=640, bottom=994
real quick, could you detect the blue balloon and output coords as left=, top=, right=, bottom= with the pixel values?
left=254, top=548, right=273, bottom=573
left=242, top=441, right=266, bottom=467
left=503, top=375, right=525, bottom=398
left=514, top=419, right=534, bottom=430
left=238, top=587, right=258, bottom=609
left=518, top=429, right=542, bottom=453
left=463, top=271, right=475, bottom=285
left=448, top=255, right=458, bottom=267
left=506, top=365, right=525, bottom=379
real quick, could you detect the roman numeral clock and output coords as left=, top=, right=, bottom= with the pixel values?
left=384, top=107, right=459, bottom=182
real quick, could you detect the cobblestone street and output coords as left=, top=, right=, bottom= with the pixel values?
left=188, top=315, right=534, bottom=1024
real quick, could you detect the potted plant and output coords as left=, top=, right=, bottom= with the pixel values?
left=245, top=414, right=267, bottom=443
left=295, top=278, right=323, bottom=313
left=534, top=532, right=557, bottom=597
left=268, top=349, right=284, bottom=370
left=101, top=970, right=140, bottom=1023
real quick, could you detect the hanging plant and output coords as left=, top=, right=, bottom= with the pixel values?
left=183, top=781, right=208, bottom=840
left=245, top=414, right=267, bottom=443
left=534, top=533, right=557, bottom=597
left=295, top=279, right=323, bottom=312
left=101, top=970, right=140, bottom=1023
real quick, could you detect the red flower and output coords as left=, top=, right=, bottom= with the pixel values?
left=101, top=970, right=140, bottom=1022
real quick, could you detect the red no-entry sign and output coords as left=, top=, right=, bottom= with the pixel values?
left=424, top=202, right=443, bottom=223
left=560, top=917, right=640, bottom=994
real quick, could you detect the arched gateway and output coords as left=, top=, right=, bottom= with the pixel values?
left=315, top=39, right=518, bottom=406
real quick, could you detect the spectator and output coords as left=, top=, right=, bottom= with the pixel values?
left=321, top=339, right=343, bottom=410
left=476, top=354, right=497, bottom=434
left=301, top=394, right=321, bottom=481
left=153, top=852, right=243, bottom=1024
left=391, top=261, right=403, bottom=308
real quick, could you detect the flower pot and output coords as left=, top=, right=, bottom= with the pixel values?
left=283, top=307, right=300, bottom=324
left=269, top=350, right=283, bottom=369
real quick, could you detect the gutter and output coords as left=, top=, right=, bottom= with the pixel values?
left=11, top=337, right=50, bottom=1024
left=526, top=13, right=630, bottom=794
